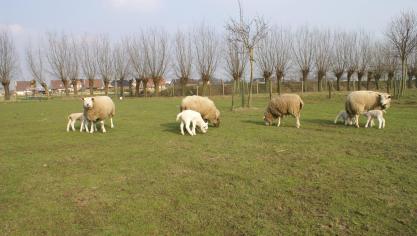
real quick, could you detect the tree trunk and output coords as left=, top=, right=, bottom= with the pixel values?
left=241, top=79, right=245, bottom=108
left=357, top=72, right=364, bottom=91
left=317, top=71, right=325, bottom=92
left=62, top=79, right=70, bottom=96
left=104, top=80, right=110, bottom=95
left=129, top=80, right=134, bottom=96
left=153, top=77, right=161, bottom=96
left=276, top=71, right=283, bottom=95
left=335, top=72, right=343, bottom=91
left=231, top=79, right=236, bottom=110
left=2, top=81, right=11, bottom=100
left=366, top=71, right=373, bottom=90
left=142, top=79, right=149, bottom=97
left=41, top=83, right=50, bottom=97
left=88, top=79, right=94, bottom=95
left=247, top=48, right=254, bottom=108
left=347, top=71, right=354, bottom=91
left=387, top=72, right=394, bottom=94
left=374, top=74, right=380, bottom=90
left=135, top=78, right=141, bottom=96
left=71, top=80, right=79, bottom=95
left=301, top=70, right=309, bottom=92
left=327, top=81, right=332, bottom=99
left=408, top=74, right=414, bottom=89
left=119, top=78, right=124, bottom=97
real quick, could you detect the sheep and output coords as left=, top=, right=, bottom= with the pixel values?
left=180, top=96, right=220, bottom=127
left=66, top=112, right=89, bottom=132
left=362, top=110, right=386, bottom=129
left=334, top=110, right=353, bottom=125
left=263, top=93, right=304, bottom=128
left=345, top=91, right=391, bottom=128
left=82, top=96, right=115, bottom=133
left=176, top=110, right=209, bottom=136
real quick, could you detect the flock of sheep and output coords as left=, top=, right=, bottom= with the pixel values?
left=66, top=90, right=391, bottom=135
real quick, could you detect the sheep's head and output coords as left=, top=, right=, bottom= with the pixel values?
left=264, top=112, right=274, bottom=126
left=212, top=109, right=221, bottom=127
left=378, top=93, right=391, bottom=109
left=82, top=97, right=94, bottom=109
left=200, top=121, right=209, bottom=133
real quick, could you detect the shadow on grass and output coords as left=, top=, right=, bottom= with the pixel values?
left=242, top=119, right=265, bottom=126
left=303, top=118, right=335, bottom=126
left=160, top=122, right=180, bottom=134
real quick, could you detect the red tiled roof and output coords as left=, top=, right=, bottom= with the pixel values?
left=15, top=81, right=34, bottom=91
left=50, top=80, right=65, bottom=90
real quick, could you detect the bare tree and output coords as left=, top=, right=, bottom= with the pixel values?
left=331, top=31, right=349, bottom=91
left=257, top=34, right=275, bottom=99
left=46, top=33, right=71, bottom=95
left=383, top=43, right=398, bottom=93
left=127, top=35, right=147, bottom=96
left=0, top=31, right=18, bottom=100
left=67, top=37, right=80, bottom=95
left=313, top=29, right=332, bottom=92
left=80, top=37, right=98, bottom=95
left=407, top=48, right=417, bottom=88
left=369, top=42, right=385, bottom=90
left=194, top=24, right=218, bottom=96
left=293, top=26, right=315, bottom=92
left=226, top=0, right=268, bottom=107
left=271, top=27, right=292, bottom=94
left=174, top=29, right=193, bottom=96
left=113, top=40, right=130, bottom=98
left=386, top=10, right=417, bottom=97
left=96, top=36, right=113, bottom=95
left=345, top=32, right=359, bottom=91
left=225, top=39, right=247, bottom=109
left=143, top=29, right=169, bottom=96
left=357, top=31, right=372, bottom=90
left=26, top=41, right=49, bottom=97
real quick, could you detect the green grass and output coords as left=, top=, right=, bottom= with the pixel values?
left=1, top=91, right=417, bottom=235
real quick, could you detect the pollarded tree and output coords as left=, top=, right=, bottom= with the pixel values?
left=142, top=29, right=169, bottom=96
left=26, top=40, right=50, bottom=97
left=357, top=31, right=372, bottom=90
left=292, top=26, right=314, bottom=92
left=226, top=0, right=268, bottom=107
left=382, top=43, right=398, bottom=93
left=271, top=27, right=292, bottom=94
left=313, top=29, right=332, bottom=92
left=345, top=32, right=359, bottom=91
left=113, top=40, right=130, bottom=98
left=331, top=31, right=349, bottom=91
left=257, top=34, right=275, bottom=99
left=46, top=32, right=71, bottom=96
left=127, top=35, right=147, bottom=96
left=407, top=49, right=417, bottom=88
left=0, top=31, right=18, bottom=100
left=96, top=36, right=113, bottom=95
left=80, top=36, right=98, bottom=95
left=194, top=24, right=218, bottom=96
left=225, top=39, right=247, bottom=109
left=369, top=42, right=385, bottom=90
left=67, top=37, right=80, bottom=95
left=174, top=29, right=193, bottom=96
left=386, top=10, right=417, bottom=97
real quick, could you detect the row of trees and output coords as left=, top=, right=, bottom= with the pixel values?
left=1, top=10, right=417, bottom=102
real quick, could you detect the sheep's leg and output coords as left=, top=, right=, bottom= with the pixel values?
left=191, top=121, right=197, bottom=135
left=382, top=117, right=385, bottom=128
left=80, top=119, right=84, bottom=132
left=355, top=115, right=360, bottom=128
left=71, top=120, right=76, bottom=131
left=94, top=122, right=98, bottom=132
left=334, top=113, right=340, bottom=124
left=110, top=117, right=114, bottom=128
left=66, top=119, right=71, bottom=132
left=370, top=119, right=375, bottom=127
left=101, top=121, right=106, bottom=133
left=365, top=117, right=370, bottom=128
left=180, top=122, right=185, bottom=135
left=277, top=117, right=281, bottom=127
left=185, top=120, right=193, bottom=136
left=90, top=121, right=94, bottom=133
left=295, top=115, right=300, bottom=128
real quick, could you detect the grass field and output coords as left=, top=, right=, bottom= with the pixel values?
left=1, top=91, right=417, bottom=235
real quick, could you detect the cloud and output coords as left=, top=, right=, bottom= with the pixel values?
left=107, top=0, right=162, bottom=12
left=0, top=23, right=24, bottom=34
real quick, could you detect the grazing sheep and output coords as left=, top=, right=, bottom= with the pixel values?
left=66, top=112, right=89, bottom=132
left=345, top=91, right=391, bottom=128
left=180, top=96, right=221, bottom=127
left=264, top=94, right=304, bottom=128
left=176, top=110, right=208, bottom=136
left=362, top=110, right=386, bottom=129
left=82, top=96, right=115, bottom=133
left=334, top=110, right=353, bottom=125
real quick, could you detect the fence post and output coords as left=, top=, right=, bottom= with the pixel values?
left=328, top=81, right=332, bottom=99
left=222, top=80, right=224, bottom=96
left=196, top=85, right=199, bottom=96
left=256, top=81, right=259, bottom=94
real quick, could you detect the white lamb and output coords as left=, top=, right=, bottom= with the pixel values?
left=67, top=112, right=89, bottom=132
left=176, top=110, right=209, bottom=136
left=362, top=110, right=386, bottom=129
left=334, top=110, right=353, bottom=125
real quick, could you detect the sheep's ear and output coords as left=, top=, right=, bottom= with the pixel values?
left=81, top=97, right=84, bottom=101
left=91, top=97, right=95, bottom=102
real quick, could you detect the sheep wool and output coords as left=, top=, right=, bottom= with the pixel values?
left=264, top=93, right=304, bottom=128
left=180, top=95, right=221, bottom=127
left=82, top=96, right=115, bottom=133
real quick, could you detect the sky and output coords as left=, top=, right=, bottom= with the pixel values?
left=1, top=0, right=417, bottom=80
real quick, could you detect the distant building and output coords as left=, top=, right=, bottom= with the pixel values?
left=15, top=80, right=36, bottom=96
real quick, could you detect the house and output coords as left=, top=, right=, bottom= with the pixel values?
left=15, top=80, right=36, bottom=96
left=79, top=79, right=104, bottom=90
left=50, top=80, right=66, bottom=93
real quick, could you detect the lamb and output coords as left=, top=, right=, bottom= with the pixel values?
left=180, top=96, right=221, bottom=127
left=82, top=96, right=115, bottom=133
left=345, top=91, right=391, bottom=128
left=66, top=112, right=89, bottom=132
left=362, top=110, right=386, bottom=129
left=334, top=110, right=353, bottom=125
left=263, top=93, right=304, bottom=128
left=176, top=110, right=209, bottom=136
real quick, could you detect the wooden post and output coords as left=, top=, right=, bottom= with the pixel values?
left=196, top=85, right=199, bottom=96
left=256, top=81, right=259, bottom=94
left=328, top=81, right=332, bottom=99
left=222, top=80, right=224, bottom=96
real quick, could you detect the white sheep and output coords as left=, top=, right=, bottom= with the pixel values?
left=264, top=94, right=304, bottom=128
left=334, top=110, right=353, bottom=125
left=345, top=91, right=391, bottom=128
left=362, top=110, right=386, bottom=129
left=66, top=112, right=89, bottom=132
left=180, top=96, right=221, bottom=127
left=176, top=110, right=208, bottom=136
left=82, top=96, right=115, bottom=133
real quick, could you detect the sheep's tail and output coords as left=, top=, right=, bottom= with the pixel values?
left=299, top=100, right=304, bottom=110
left=176, top=112, right=182, bottom=122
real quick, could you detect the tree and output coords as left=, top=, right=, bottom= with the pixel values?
left=67, top=37, right=80, bottom=95
left=293, top=26, right=315, bottom=92
left=370, top=42, right=385, bottom=90
left=257, top=34, right=275, bottom=99
left=26, top=41, right=49, bottom=97
left=313, top=29, right=332, bottom=92
left=345, top=32, right=359, bottom=91
left=143, top=29, right=169, bottom=96
left=174, top=29, right=193, bottom=96
left=0, top=31, right=18, bottom=100
left=127, top=35, right=147, bottom=97
left=386, top=10, right=417, bottom=98
left=225, top=39, right=247, bottom=109
left=407, top=49, right=417, bottom=88
left=270, top=27, right=292, bottom=95
left=46, top=33, right=71, bottom=95
left=113, top=40, right=130, bottom=98
left=80, top=37, right=98, bottom=95
left=357, top=31, right=372, bottom=91
left=331, top=31, right=349, bottom=91
left=226, top=0, right=268, bottom=107
left=97, top=36, right=113, bottom=95
left=382, top=42, right=398, bottom=93
left=194, top=24, right=218, bottom=96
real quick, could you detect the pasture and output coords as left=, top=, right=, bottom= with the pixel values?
left=1, top=92, right=417, bottom=235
